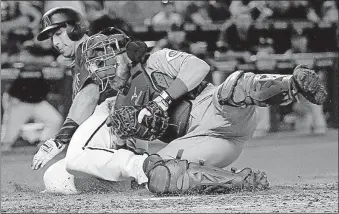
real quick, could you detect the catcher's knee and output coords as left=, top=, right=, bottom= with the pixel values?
left=217, top=70, right=246, bottom=107
left=43, top=159, right=79, bottom=194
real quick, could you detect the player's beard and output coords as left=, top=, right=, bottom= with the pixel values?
left=109, top=63, right=131, bottom=91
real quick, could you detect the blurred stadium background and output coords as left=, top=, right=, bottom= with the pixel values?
left=1, top=0, right=338, bottom=149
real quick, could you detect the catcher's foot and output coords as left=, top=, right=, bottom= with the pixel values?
left=196, top=167, right=269, bottom=194
left=229, top=167, right=269, bottom=191
left=292, top=65, right=327, bottom=105
left=241, top=168, right=269, bottom=191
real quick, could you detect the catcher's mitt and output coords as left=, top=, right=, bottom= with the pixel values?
left=107, top=103, right=169, bottom=141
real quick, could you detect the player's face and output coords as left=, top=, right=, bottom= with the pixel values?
left=52, top=27, right=76, bottom=58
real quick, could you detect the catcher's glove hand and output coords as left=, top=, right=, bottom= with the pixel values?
left=107, top=104, right=169, bottom=141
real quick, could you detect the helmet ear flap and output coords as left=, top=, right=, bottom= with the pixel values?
left=126, top=40, right=148, bottom=63
left=66, top=21, right=86, bottom=41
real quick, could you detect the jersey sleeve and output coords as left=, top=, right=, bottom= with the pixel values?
left=146, top=48, right=193, bottom=78
left=71, top=46, right=93, bottom=99
left=146, top=48, right=210, bottom=92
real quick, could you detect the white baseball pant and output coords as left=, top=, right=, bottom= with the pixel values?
left=43, top=97, right=148, bottom=194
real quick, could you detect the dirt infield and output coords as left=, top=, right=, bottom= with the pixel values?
left=1, top=130, right=338, bottom=213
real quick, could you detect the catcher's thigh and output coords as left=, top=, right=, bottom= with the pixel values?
left=156, top=136, right=244, bottom=168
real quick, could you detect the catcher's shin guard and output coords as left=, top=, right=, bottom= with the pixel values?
left=218, top=70, right=298, bottom=107
left=142, top=154, right=269, bottom=195
left=217, top=65, right=327, bottom=107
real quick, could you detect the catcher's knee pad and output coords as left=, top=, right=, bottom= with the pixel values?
left=218, top=71, right=298, bottom=107
left=143, top=154, right=269, bottom=195
left=217, top=70, right=245, bottom=107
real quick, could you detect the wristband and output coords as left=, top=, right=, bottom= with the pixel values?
left=153, top=91, right=172, bottom=111
left=54, top=118, right=79, bottom=145
left=165, top=78, right=188, bottom=100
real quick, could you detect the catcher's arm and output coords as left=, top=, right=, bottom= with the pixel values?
left=138, top=51, right=210, bottom=122
left=173, top=52, right=210, bottom=95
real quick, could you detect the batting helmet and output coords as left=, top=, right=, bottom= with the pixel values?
left=37, top=6, right=88, bottom=41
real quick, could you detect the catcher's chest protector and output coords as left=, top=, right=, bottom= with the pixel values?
left=115, top=64, right=192, bottom=143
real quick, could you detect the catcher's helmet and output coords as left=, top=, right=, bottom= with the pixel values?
left=82, top=27, right=147, bottom=92
left=37, top=6, right=87, bottom=41
left=81, top=28, right=131, bottom=92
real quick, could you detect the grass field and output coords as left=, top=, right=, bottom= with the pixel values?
left=1, top=129, right=338, bottom=213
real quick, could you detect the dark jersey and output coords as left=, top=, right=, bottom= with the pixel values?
left=71, top=45, right=90, bottom=99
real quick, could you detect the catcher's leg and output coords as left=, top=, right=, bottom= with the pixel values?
left=217, top=65, right=327, bottom=108
left=142, top=154, right=269, bottom=195
left=157, top=136, right=244, bottom=168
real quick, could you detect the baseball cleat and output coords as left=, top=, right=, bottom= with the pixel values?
left=235, top=168, right=270, bottom=191
left=292, top=65, right=328, bottom=105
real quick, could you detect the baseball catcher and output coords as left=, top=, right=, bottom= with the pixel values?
left=81, top=26, right=326, bottom=194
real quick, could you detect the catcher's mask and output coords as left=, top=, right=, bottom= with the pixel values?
left=82, top=27, right=147, bottom=92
